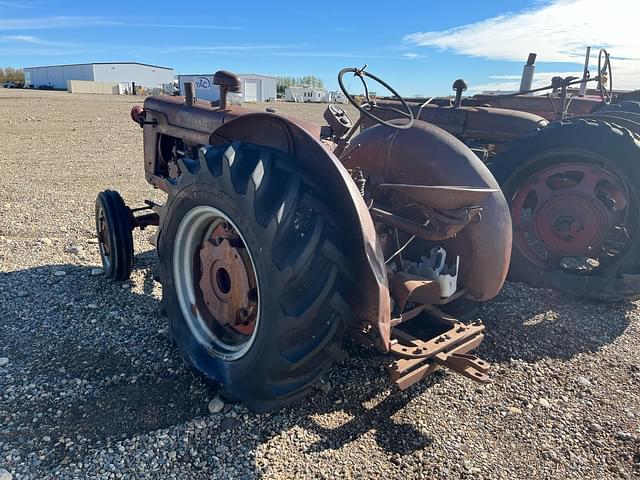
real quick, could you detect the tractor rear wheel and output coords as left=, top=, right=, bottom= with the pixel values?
left=158, top=142, right=355, bottom=412
left=492, top=119, right=640, bottom=299
left=95, top=190, right=134, bottom=281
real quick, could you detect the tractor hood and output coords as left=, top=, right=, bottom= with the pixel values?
left=366, top=100, right=548, bottom=145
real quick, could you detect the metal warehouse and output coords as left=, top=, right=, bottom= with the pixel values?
left=178, top=73, right=277, bottom=103
left=23, top=62, right=174, bottom=90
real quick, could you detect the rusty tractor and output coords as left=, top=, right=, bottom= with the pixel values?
left=95, top=69, right=511, bottom=411
left=364, top=49, right=640, bottom=302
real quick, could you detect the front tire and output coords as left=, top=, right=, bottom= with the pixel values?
left=158, top=142, right=355, bottom=412
left=95, top=190, right=134, bottom=281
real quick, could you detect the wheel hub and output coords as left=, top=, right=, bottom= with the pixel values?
left=535, top=193, right=608, bottom=256
left=197, top=223, right=257, bottom=336
left=97, top=209, right=111, bottom=262
left=173, top=205, right=261, bottom=360
left=512, top=161, right=630, bottom=269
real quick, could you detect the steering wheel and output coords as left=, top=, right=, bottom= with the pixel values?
left=598, top=48, right=613, bottom=104
left=338, top=66, right=414, bottom=130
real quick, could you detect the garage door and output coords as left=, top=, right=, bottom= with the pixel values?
left=244, top=81, right=258, bottom=102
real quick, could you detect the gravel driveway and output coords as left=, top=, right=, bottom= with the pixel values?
left=0, top=89, right=638, bottom=479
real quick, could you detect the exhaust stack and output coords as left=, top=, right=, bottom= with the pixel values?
left=519, top=53, right=537, bottom=93
left=184, top=82, right=196, bottom=107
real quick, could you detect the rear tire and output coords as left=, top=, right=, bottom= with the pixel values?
left=158, top=142, right=355, bottom=412
left=491, top=119, right=640, bottom=297
left=95, top=190, right=134, bottom=281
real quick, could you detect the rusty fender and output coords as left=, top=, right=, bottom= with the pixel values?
left=341, top=120, right=512, bottom=302
left=207, top=112, right=392, bottom=350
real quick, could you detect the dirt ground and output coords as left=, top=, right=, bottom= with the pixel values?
left=0, top=89, right=639, bottom=479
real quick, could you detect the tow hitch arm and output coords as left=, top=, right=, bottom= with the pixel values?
left=388, top=307, right=490, bottom=389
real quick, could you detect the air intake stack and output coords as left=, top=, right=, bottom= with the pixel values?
left=519, top=53, right=537, bottom=93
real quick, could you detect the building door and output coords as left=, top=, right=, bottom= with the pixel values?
left=244, top=81, right=258, bottom=102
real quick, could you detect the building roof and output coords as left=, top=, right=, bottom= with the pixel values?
left=238, top=73, right=277, bottom=79
left=25, top=62, right=173, bottom=71
left=177, top=73, right=276, bottom=79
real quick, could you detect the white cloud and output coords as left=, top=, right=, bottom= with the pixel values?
left=471, top=71, right=579, bottom=93
left=163, top=44, right=303, bottom=54
left=1, top=34, right=36, bottom=42
left=405, top=0, right=640, bottom=89
left=125, top=23, right=241, bottom=30
left=0, top=16, right=112, bottom=29
left=0, top=34, right=74, bottom=46
left=0, top=16, right=242, bottom=30
left=0, top=1, right=33, bottom=7
left=274, top=52, right=421, bottom=60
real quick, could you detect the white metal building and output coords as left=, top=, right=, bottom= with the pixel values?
left=238, top=74, right=277, bottom=102
left=178, top=74, right=220, bottom=102
left=24, top=62, right=174, bottom=90
left=178, top=73, right=277, bottom=103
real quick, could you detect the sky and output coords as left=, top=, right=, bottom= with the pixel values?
left=0, top=0, right=638, bottom=96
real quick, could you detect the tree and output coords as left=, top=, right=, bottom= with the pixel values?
left=0, top=67, right=24, bottom=83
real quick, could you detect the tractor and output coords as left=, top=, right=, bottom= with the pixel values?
left=362, top=49, right=640, bottom=301
left=95, top=69, right=512, bottom=411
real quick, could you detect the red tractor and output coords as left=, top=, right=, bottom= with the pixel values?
left=95, top=70, right=511, bottom=411
left=363, top=50, right=640, bottom=301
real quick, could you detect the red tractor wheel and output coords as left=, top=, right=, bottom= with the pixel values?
left=492, top=119, right=640, bottom=299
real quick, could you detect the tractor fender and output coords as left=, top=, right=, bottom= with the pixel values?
left=341, top=120, right=512, bottom=301
left=208, top=112, right=392, bottom=350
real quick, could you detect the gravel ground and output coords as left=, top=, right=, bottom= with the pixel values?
left=0, top=89, right=639, bottom=479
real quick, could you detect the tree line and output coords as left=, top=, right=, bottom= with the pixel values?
left=0, top=67, right=25, bottom=83
left=276, top=75, right=324, bottom=95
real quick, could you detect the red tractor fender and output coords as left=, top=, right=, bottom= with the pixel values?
left=208, top=112, right=393, bottom=350
left=341, top=120, right=512, bottom=302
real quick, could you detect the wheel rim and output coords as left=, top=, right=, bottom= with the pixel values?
left=173, top=206, right=260, bottom=360
left=511, top=159, right=633, bottom=270
left=97, top=205, right=112, bottom=269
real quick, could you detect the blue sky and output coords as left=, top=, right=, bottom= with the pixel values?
left=0, top=0, right=637, bottom=95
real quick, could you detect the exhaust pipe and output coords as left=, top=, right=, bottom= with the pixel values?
left=519, top=53, right=537, bottom=93
left=184, top=82, right=196, bottom=107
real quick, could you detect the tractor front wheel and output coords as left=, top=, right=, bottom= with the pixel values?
left=158, top=142, right=355, bottom=411
left=95, top=190, right=134, bottom=281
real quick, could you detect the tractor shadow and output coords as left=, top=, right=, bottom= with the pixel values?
left=0, top=258, right=208, bottom=472
left=266, top=344, right=440, bottom=455
left=476, top=280, right=634, bottom=364
left=0, top=258, right=435, bottom=476
left=0, top=259, right=634, bottom=476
